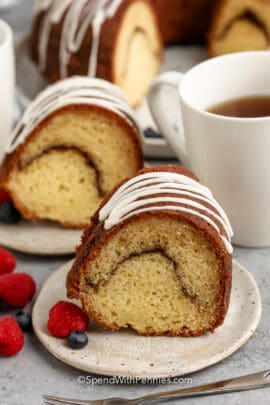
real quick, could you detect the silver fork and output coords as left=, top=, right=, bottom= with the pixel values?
left=43, top=369, right=270, bottom=405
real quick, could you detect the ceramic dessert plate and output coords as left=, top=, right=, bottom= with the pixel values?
left=0, top=221, right=81, bottom=255
left=32, top=259, right=261, bottom=378
left=15, top=36, right=208, bottom=159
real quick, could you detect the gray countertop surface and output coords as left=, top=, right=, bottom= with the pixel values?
left=0, top=2, right=270, bottom=405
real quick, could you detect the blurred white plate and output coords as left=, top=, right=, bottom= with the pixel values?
left=32, top=259, right=261, bottom=377
left=15, top=36, right=208, bottom=159
left=0, top=220, right=81, bottom=255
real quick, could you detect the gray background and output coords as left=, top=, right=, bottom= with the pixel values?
left=0, top=1, right=269, bottom=404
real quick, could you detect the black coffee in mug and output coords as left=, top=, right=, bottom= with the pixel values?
left=208, top=96, right=270, bottom=118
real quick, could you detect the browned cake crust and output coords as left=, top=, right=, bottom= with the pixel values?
left=67, top=165, right=232, bottom=336
left=0, top=104, right=143, bottom=228
left=30, top=0, right=163, bottom=85
left=152, top=0, right=217, bottom=45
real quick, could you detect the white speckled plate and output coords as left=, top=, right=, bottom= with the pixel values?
left=0, top=221, right=81, bottom=255
left=32, top=259, right=261, bottom=377
left=15, top=36, right=208, bottom=159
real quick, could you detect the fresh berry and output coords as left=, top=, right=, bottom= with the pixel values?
left=0, top=247, right=16, bottom=275
left=67, top=331, right=88, bottom=349
left=0, top=189, right=10, bottom=204
left=47, top=301, right=89, bottom=338
left=0, top=273, right=36, bottom=308
left=13, top=310, right=32, bottom=332
left=0, top=316, right=24, bottom=356
left=0, top=201, right=21, bottom=224
left=143, top=127, right=162, bottom=139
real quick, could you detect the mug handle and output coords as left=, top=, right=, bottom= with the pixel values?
left=147, top=71, right=190, bottom=167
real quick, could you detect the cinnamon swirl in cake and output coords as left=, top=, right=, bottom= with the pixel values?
left=0, top=77, right=143, bottom=228
left=209, top=0, right=270, bottom=56
left=30, top=0, right=163, bottom=107
left=67, top=165, right=233, bottom=336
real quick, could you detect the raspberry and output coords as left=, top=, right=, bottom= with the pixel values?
left=0, top=316, right=24, bottom=356
left=0, top=273, right=36, bottom=308
left=0, top=247, right=16, bottom=275
left=48, top=301, right=89, bottom=338
left=0, top=189, right=10, bottom=204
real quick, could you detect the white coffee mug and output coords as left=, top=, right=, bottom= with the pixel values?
left=0, top=19, right=14, bottom=163
left=148, top=51, right=270, bottom=247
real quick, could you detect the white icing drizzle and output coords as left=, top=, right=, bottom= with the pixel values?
left=6, top=76, right=140, bottom=154
left=99, top=171, right=234, bottom=254
left=34, top=0, right=123, bottom=78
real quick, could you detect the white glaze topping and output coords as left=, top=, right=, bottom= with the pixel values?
left=6, top=76, right=140, bottom=154
left=34, top=0, right=123, bottom=78
left=99, top=171, right=234, bottom=254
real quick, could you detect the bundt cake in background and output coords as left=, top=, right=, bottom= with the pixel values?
left=67, top=165, right=233, bottom=337
left=153, top=0, right=270, bottom=53
left=29, top=0, right=270, bottom=104
left=0, top=77, right=143, bottom=228
left=30, top=0, right=163, bottom=107
left=152, top=0, right=217, bottom=45
left=209, top=0, right=270, bottom=56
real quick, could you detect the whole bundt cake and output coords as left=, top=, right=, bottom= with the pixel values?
left=30, top=0, right=163, bottom=107
left=29, top=0, right=270, bottom=98
left=0, top=77, right=143, bottom=228
left=209, top=0, right=270, bottom=56
left=67, top=165, right=233, bottom=337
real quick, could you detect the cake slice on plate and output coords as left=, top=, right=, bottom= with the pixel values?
left=67, top=165, right=233, bottom=336
left=1, top=77, right=143, bottom=228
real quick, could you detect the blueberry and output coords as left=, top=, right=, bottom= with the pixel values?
left=67, top=331, right=88, bottom=349
left=14, top=310, right=32, bottom=331
left=0, top=201, right=21, bottom=224
left=143, top=127, right=162, bottom=139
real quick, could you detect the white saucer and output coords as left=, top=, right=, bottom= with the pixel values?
left=0, top=221, right=81, bottom=255
left=15, top=36, right=208, bottom=159
left=32, top=259, right=261, bottom=378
